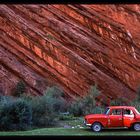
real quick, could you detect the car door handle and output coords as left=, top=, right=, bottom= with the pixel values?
left=119, top=118, right=122, bottom=120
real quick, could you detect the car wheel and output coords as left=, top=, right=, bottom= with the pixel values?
left=91, top=122, right=102, bottom=132
left=128, top=126, right=133, bottom=131
left=133, top=123, right=140, bottom=131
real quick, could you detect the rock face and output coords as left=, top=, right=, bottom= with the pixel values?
left=0, top=5, right=140, bottom=101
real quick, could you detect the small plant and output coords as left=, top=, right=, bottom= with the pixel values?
left=69, top=85, right=102, bottom=116
left=130, top=87, right=140, bottom=112
left=92, top=106, right=104, bottom=114
left=69, top=99, right=85, bottom=117
left=136, top=86, right=140, bottom=101
left=30, top=86, right=67, bottom=127
left=30, top=95, right=55, bottom=127
left=12, top=81, right=26, bottom=97
left=89, top=84, right=100, bottom=97
left=59, top=112, right=74, bottom=120
left=47, top=34, right=54, bottom=40
left=45, top=86, right=68, bottom=112
left=110, top=97, right=129, bottom=106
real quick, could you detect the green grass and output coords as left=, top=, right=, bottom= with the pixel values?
left=0, top=117, right=140, bottom=136
left=0, top=128, right=140, bottom=136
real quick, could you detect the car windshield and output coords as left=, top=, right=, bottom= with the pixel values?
left=104, top=107, right=110, bottom=115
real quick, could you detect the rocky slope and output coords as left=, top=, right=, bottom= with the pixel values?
left=0, top=4, right=140, bottom=101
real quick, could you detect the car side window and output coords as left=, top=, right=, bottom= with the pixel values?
left=124, top=109, right=134, bottom=116
left=111, top=109, right=122, bottom=115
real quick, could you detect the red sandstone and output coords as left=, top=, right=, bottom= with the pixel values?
left=0, top=5, right=140, bottom=101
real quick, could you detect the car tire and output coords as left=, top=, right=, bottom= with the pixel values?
left=91, top=122, right=102, bottom=132
left=133, top=123, right=140, bottom=131
left=128, top=126, right=133, bottom=131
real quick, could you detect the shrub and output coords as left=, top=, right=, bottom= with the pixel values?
left=59, top=113, right=74, bottom=120
left=0, top=97, right=32, bottom=131
left=136, top=86, right=140, bottom=101
left=129, top=86, right=140, bottom=112
left=45, top=86, right=67, bottom=112
left=110, top=97, right=129, bottom=106
left=69, top=99, right=85, bottom=116
left=92, top=106, right=104, bottom=114
left=0, top=95, right=14, bottom=106
left=69, top=85, right=103, bottom=116
left=30, top=95, right=56, bottom=127
left=130, top=100, right=140, bottom=112
left=30, top=86, right=67, bottom=127
left=12, top=81, right=26, bottom=97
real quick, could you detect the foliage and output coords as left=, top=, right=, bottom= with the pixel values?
left=0, top=95, right=14, bottom=106
left=58, top=113, right=74, bottom=120
left=136, top=86, right=140, bottom=101
left=130, top=86, right=140, bottom=112
left=69, top=99, right=85, bottom=116
left=47, top=34, right=54, bottom=40
left=12, top=81, right=26, bottom=97
left=89, top=84, right=100, bottom=97
left=0, top=97, right=32, bottom=131
left=45, top=86, right=67, bottom=112
left=0, top=86, right=68, bottom=129
left=110, top=97, right=129, bottom=106
left=130, top=100, right=140, bottom=112
left=69, top=85, right=104, bottom=116
left=109, top=87, right=140, bottom=113
left=30, top=86, right=67, bottom=127
left=30, top=95, right=56, bottom=127
left=92, top=106, right=104, bottom=114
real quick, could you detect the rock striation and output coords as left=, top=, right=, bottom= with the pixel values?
left=0, top=4, right=140, bottom=101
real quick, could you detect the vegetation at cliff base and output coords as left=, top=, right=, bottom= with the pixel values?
left=12, top=81, right=26, bottom=97
left=69, top=85, right=104, bottom=116
left=0, top=83, right=140, bottom=135
left=0, top=85, right=103, bottom=131
left=0, top=96, right=32, bottom=131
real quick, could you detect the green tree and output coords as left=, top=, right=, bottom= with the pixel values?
left=13, top=81, right=26, bottom=97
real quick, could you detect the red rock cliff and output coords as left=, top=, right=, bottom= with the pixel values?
left=0, top=4, right=140, bottom=100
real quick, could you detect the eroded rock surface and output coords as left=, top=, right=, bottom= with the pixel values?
left=0, top=5, right=140, bottom=101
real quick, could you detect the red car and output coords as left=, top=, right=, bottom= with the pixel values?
left=84, top=106, right=140, bottom=132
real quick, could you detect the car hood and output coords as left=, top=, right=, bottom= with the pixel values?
left=85, top=114, right=107, bottom=119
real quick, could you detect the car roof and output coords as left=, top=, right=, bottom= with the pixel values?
left=108, top=106, right=135, bottom=110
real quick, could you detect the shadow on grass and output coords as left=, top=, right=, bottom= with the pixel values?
left=83, top=128, right=132, bottom=133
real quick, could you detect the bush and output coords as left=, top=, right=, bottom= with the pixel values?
left=0, top=95, right=14, bottom=106
left=45, top=86, right=67, bottom=112
left=136, top=86, right=140, bottom=101
left=0, top=97, right=32, bottom=131
left=129, top=86, right=140, bottom=112
left=69, top=99, right=85, bottom=116
left=30, top=86, right=67, bottom=127
left=69, top=85, right=103, bottom=116
left=59, top=113, right=74, bottom=120
left=30, top=95, right=56, bottom=127
left=110, top=97, right=129, bottom=106
left=12, top=81, right=26, bottom=97
left=92, top=106, right=104, bottom=114
left=130, top=100, right=140, bottom=112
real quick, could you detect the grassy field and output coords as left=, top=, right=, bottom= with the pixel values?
left=0, top=117, right=140, bottom=136
left=0, top=128, right=140, bottom=136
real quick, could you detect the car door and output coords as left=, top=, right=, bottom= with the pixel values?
left=108, top=109, right=123, bottom=127
left=123, top=109, right=135, bottom=127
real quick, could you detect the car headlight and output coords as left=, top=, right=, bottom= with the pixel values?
left=84, top=120, right=87, bottom=125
